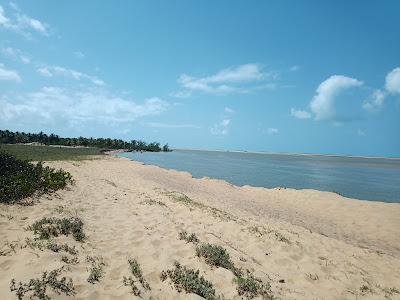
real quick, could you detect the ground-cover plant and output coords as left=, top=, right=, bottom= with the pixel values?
left=179, top=230, right=199, bottom=244
left=28, top=217, right=85, bottom=241
left=234, top=274, right=273, bottom=299
left=61, top=255, right=79, bottom=265
left=161, top=262, right=219, bottom=300
left=196, top=243, right=242, bottom=276
left=0, top=152, right=73, bottom=204
left=25, top=238, right=78, bottom=256
left=123, top=258, right=150, bottom=296
left=10, top=266, right=75, bottom=300
left=87, top=256, right=106, bottom=284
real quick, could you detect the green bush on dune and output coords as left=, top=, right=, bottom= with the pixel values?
left=0, top=152, right=73, bottom=204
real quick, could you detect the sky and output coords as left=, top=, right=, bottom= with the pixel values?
left=0, top=1, right=399, bottom=157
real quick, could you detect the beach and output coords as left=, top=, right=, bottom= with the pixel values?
left=1, top=155, right=400, bottom=299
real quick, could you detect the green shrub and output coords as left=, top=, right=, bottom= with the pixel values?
left=161, top=262, right=219, bottom=300
left=196, top=243, right=242, bottom=276
left=123, top=258, right=151, bottom=295
left=28, top=217, right=85, bottom=242
left=87, top=256, right=106, bottom=284
left=179, top=231, right=199, bottom=244
left=10, top=267, right=75, bottom=300
left=0, top=153, right=73, bottom=204
left=234, top=274, right=273, bottom=299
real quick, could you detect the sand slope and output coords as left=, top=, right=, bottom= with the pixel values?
left=1, top=156, right=399, bottom=299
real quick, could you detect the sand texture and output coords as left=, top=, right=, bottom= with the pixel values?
left=1, top=156, right=399, bottom=299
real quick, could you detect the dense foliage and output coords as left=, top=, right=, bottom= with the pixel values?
left=0, top=129, right=170, bottom=152
left=0, top=153, right=73, bottom=204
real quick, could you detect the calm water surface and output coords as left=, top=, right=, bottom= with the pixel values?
left=120, top=150, right=400, bottom=203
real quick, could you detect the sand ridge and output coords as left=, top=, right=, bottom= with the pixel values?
left=1, top=156, right=399, bottom=299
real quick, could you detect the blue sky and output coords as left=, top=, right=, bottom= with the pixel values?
left=0, top=1, right=399, bottom=157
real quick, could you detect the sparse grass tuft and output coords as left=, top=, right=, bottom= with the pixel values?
left=196, top=243, right=242, bottom=276
left=123, top=258, right=150, bottom=295
left=28, top=217, right=85, bottom=241
left=140, top=198, right=166, bottom=207
left=179, top=230, right=199, bottom=244
left=234, top=274, right=273, bottom=299
left=161, top=262, right=219, bottom=300
left=10, top=266, right=75, bottom=300
left=87, top=256, right=106, bottom=284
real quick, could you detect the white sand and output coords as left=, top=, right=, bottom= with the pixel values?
left=1, top=156, right=399, bottom=299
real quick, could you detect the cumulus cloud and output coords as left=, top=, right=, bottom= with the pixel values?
left=0, top=4, right=49, bottom=37
left=310, top=75, right=363, bottom=121
left=0, top=63, right=21, bottom=81
left=1, top=47, right=30, bottom=64
left=362, top=89, right=385, bottom=111
left=210, top=119, right=230, bottom=135
left=385, top=67, right=400, bottom=95
left=290, top=108, right=311, bottom=119
left=290, top=65, right=300, bottom=72
left=0, top=86, right=168, bottom=128
left=174, top=64, right=277, bottom=96
left=357, top=129, right=366, bottom=136
left=36, top=65, right=105, bottom=86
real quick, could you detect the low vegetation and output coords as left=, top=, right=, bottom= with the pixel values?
left=234, top=274, right=273, bottom=299
left=86, top=256, right=106, bottom=284
left=196, top=243, right=242, bottom=276
left=179, top=230, right=199, bottom=244
left=0, top=153, right=73, bottom=204
left=123, top=258, right=151, bottom=296
left=25, top=238, right=78, bottom=255
left=161, top=262, right=219, bottom=300
left=0, top=144, right=103, bottom=161
left=28, top=217, right=85, bottom=242
left=10, top=267, right=75, bottom=300
left=1, top=129, right=170, bottom=152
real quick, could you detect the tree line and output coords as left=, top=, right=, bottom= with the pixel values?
left=0, top=130, right=171, bottom=152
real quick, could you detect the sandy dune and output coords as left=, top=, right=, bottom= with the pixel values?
left=1, top=156, right=399, bottom=299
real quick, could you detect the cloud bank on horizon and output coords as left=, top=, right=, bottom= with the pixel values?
left=0, top=1, right=399, bottom=156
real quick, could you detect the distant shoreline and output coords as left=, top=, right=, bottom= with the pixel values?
left=172, top=148, right=400, bottom=160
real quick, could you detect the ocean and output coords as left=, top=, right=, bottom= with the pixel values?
left=119, top=149, right=400, bottom=203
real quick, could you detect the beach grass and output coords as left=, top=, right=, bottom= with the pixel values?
left=0, top=144, right=104, bottom=161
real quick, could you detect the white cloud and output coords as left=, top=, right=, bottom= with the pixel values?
left=362, top=89, right=385, bottom=111
left=290, top=65, right=300, bottom=72
left=310, top=75, right=363, bottom=121
left=175, top=64, right=276, bottom=96
left=0, top=4, right=49, bottom=37
left=357, top=129, right=366, bottom=136
left=145, top=122, right=200, bottom=129
left=267, top=127, right=278, bottom=135
left=36, top=65, right=105, bottom=85
left=224, top=107, right=235, bottom=114
left=1, top=47, right=30, bottom=64
left=0, top=63, right=21, bottom=81
left=0, top=87, right=168, bottom=127
left=17, top=14, right=48, bottom=35
left=74, top=51, right=85, bottom=59
left=0, top=5, right=10, bottom=26
left=385, top=67, right=400, bottom=95
left=210, top=119, right=230, bottom=135
left=290, top=108, right=311, bottom=119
